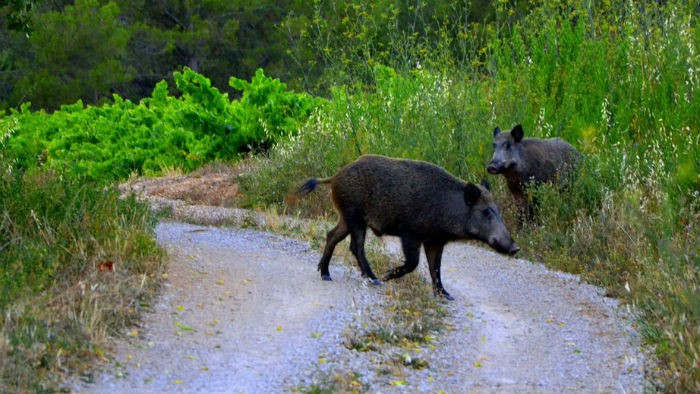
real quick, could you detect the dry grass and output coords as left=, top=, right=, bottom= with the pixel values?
left=0, top=171, right=165, bottom=393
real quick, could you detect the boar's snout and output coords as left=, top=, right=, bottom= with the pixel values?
left=507, top=243, right=520, bottom=255
left=487, top=159, right=512, bottom=175
left=486, top=161, right=501, bottom=174
left=488, top=236, right=520, bottom=256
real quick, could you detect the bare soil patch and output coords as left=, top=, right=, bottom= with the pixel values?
left=119, top=163, right=245, bottom=207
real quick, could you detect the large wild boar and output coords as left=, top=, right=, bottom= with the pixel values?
left=298, top=154, right=519, bottom=300
left=487, top=124, right=581, bottom=222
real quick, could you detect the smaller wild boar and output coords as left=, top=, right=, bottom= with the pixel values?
left=298, top=154, right=519, bottom=300
left=487, top=124, right=581, bottom=222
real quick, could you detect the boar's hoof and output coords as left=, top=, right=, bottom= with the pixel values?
left=365, top=278, right=384, bottom=286
left=321, top=274, right=332, bottom=281
left=436, top=290, right=454, bottom=301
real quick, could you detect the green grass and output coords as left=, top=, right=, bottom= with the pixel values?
left=0, top=166, right=164, bottom=392
left=241, top=2, right=700, bottom=392
left=239, top=65, right=494, bottom=211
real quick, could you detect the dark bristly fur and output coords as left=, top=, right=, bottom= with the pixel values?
left=298, top=154, right=519, bottom=300
left=487, top=124, right=581, bottom=223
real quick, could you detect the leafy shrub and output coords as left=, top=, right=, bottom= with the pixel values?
left=0, top=68, right=319, bottom=185
left=230, top=68, right=320, bottom=153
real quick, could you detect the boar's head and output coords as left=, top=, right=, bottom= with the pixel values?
left=465, top=181, right=520, bottom=255
left=487, top=124, right=524, bottom=175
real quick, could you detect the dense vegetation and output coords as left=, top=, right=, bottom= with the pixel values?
left=1, top=67, right=317, bottom=184
left=0, top=0, right=698, bottom=392
left=0, top=168, right=164, bottom=391
left=0, top=0, right=495, bottom=111
left=0, top=66, right=317, bottom=391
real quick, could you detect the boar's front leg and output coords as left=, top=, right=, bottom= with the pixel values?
left=318, top=219, right=350, bottom=281
left=382, top=236, right=420, bottom=281
left=424, top=240, right=453, bottom=301
left=512, top=188, right=531, bottom=227
left=347, top=218, right=381, bottom=284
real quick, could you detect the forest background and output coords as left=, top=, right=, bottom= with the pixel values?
left=0, top=0, right=699, bottom=392
left=0, top=0, right=500, bottom=110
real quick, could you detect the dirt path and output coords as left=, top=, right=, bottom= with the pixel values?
left=73, top=222, right=380, bottom=393
left=72, top=219, right=650, bottom=393
left=72, top=169, right=652, bottom=392
left=398, top=243, right=646, bottom=392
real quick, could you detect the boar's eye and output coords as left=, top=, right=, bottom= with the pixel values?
left=483, top=209, right=492, bottom=220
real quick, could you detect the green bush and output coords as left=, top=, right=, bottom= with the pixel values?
left=240, top=64, right=494, bottom=209
left=1, top=68, right=319, bottom=185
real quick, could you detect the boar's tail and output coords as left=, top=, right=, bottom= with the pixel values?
left=297, top=177, right=332, bottom=196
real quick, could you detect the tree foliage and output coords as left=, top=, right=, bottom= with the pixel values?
left=11, top=0, right=133, bottom=109
left=0, top=0, right=34, bottom=32
left=113, top=0, right=303, bottom=99
left=0, top=0, right=505, bottom=111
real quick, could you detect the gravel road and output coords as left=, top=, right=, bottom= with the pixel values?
left=72, top=219, right=651, bottom=393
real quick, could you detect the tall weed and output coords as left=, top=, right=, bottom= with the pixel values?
left=240, top=64, right=494, bottom=210
left=491, top=3, right=700, bottom=389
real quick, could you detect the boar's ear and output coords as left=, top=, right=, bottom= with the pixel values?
left=511, top=124, right=524, bottom=142
left=493, top=127, right=501, bottom=137
left=480, top=179, right=491, bottom=191
left=465, top=183, right=482, bottom=206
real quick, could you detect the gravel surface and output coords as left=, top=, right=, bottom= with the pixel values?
left=72, top=222, right=380, bottom=393
left=70, top=216, right=652, bottom=393
left=403, top=243, right=647, bottom=393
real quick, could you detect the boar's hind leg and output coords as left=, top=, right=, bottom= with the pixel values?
left=318, top=220, right=350, bottom=281
left=424, top=240, right=453, bottom=301
left=347, top=219, right=381, bottom=284
left=382, top=236, right=420, bottom=281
